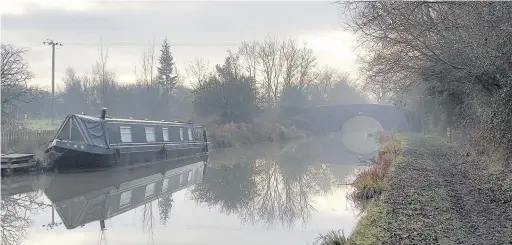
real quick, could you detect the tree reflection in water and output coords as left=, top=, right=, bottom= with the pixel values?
left=1, top=191, right=47, bottom=245
left=191, top=162, right=258, bottom=217
left=190, top=147, right=337, bottom=228
left=141, top=203, right=155, bottom=245
left=157, top=193, right=173, bottom=226
left=98, top=229, right=108, bottom=245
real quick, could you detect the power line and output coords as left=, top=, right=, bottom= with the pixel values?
left=66, top=42, right=240, bottom=47
left=18, top=42, right=240, bottom=48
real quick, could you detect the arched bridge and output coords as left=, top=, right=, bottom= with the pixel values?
left=288, top=104, right=409, bottom=135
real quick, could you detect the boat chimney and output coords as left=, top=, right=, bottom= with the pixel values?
left=100, top=107, right=107, bottom=119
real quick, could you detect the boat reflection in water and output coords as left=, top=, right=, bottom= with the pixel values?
left=43, top=155, right=207, bottom=230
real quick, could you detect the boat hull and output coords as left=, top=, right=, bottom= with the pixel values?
left=47, top=142, right=208, bottom=171
left=114, top=142, right=207, bottom=167
left=48, top=146, right=113, bottom=171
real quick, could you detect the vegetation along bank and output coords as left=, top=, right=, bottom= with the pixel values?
left=318, top=133, right=512, bottom=245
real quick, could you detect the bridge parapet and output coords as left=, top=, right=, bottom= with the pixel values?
left=288, top=104, right=409, bottom=135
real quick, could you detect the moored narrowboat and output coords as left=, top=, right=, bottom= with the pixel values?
left=45, top=108, right=209, bottom=171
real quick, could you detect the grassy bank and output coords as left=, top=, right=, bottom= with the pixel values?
left=23, top=118, right=60, bottom=130
left=207, top=121, right=305, bottom=149
left=318, top=134, right=512, bottom=245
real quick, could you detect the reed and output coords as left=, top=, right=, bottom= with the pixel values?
left=351, top=132, right=403, bottom=200
left=315, top=230, right=352, bottom=245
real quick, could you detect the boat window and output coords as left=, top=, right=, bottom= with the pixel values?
left=188, top=128, right=193, bottom=141
left=162, top=128, right=169, bottom=141
left=56, top=118, right=71, bottom=140
left=162, top=179, right=169, bottom=192
left=187, top=170, right=193, bottom=182
left=194, top=128, right=202, bottom=141
left=179, top=173, right=184, bottom=185
left=120, top=191, right=132, bottom=208
left=145, top=127, right=156, bottom=142
left=145, top=183, right=155, bottom=198
left=179, top=128, right=184, bottom=141
left=169, top=127, right=180, bottom=142
left=70, top=118, right=86, bottom=143
left=120, top=126, right=132, bottom=143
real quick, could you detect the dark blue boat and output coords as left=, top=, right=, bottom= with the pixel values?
left=45, top=108, right=209, bottom=171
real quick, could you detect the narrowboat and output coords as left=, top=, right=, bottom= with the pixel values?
left=45, top=108, right=209, bottom=171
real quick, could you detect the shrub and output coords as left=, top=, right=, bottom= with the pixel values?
left=478, top=85, right=512, bottom=166
left=193, top=56, right=259, bottom=124
left=207, top=121, right=304, bottom=148
left=351, top=132, right=403, bottom=200
left=315, top=230, right=352, bottom=245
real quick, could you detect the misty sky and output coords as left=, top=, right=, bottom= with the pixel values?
left=1, top=0, right=358, bottom=89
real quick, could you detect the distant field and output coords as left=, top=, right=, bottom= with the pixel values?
left=25, top=118, right=61, bottom=130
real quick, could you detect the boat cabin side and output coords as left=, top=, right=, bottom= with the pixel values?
left=50, top=114, right=208, bottom=149
left=104, top=119, right=207, bottom=146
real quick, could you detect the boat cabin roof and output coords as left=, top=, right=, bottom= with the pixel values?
left=75, top=114, right=202, bottom=126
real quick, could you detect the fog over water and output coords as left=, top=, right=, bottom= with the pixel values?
left=1, top=137, right=376, bottom=245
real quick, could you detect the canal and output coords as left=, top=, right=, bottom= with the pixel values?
left=1, top=136, right=373, bottom=245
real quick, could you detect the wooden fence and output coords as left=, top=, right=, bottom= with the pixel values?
left=1, top=129, right=57, bottom=153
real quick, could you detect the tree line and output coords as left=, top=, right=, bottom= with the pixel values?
left=340, top=2, right=512, bottom=158
left=1, top=37, right=367, bottom=129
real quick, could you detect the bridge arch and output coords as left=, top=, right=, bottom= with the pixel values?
left=289, top=104, right=409, bottom=135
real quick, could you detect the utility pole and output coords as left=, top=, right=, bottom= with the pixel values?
left=43, top=39, right=63, bottom=125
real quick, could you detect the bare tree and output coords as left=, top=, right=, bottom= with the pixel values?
left=296, top=42, right=317, bottom=91
left=226, top=50, right=243, bottom=80
left=258, top=37, right=284, bottom=107
left=238, top=41, right=260, bottom=80
left=1, top=192, right=47, bottom=245
left=80, top=71, right=99, bottom=112
left=340, top=1, right=512, bottom=151
left=60, top=67, right=89, bottom=113
left=1, top=44, right=37, bottom=127
left=186, top=58, right=211, bottom=88
left=280, top=39, right=301, bottom=88
left=136, top=38, right=162, bottom=119
left=140, top=37, right=157, bottom=85
left=315, top=66, right=338, bottom=102
left=88, top=40, right=119, bottom=114
left=341, top=2, right=512, bottom=97
left=97, top=38, right=109, bottom=108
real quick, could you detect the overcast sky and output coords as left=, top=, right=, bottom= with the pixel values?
left=1, top=0, right=358, bottom=90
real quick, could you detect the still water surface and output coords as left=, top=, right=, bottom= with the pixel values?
left=1, top=137, right=368, bottom=245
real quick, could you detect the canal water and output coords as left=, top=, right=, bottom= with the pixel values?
left=1, top=137, right=371, bottom=245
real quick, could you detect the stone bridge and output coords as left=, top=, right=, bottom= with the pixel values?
left=288, top=104, right=409, bottom=135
